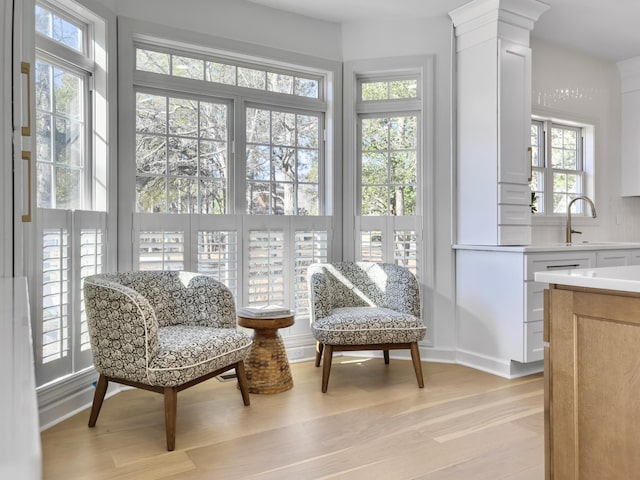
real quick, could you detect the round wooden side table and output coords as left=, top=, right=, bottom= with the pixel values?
left=237, top=314, right=294, bottom=394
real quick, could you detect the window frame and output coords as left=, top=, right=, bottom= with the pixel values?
left=117, top=19, right=341, bottom=331
left=35, top=0, right=89, bottom=56
left=128, top=39, right=332, bottom=219
left=243, top=102, right=324, bottom=216
left=357, top=110, right=420, bottom=217
left=35, top=51, right=93, bottom=209
left=32, top=0, right=117, bottom=390
left=133, top=87, right=235, bottom=215
left=343, top=55, right=434, bottom=345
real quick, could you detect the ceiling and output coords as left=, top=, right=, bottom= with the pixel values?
left=248, top=0, right=640, bottom=63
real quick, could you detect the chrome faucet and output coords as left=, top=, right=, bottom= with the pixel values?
left=566, top=196, right=597, bottom=244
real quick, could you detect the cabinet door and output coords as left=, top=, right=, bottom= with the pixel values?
left=596, top=250, right=632, bottom=267
left=549, top=287, right=640, bottom=479
left=621, top=89, right=640, bottom=196
left=498, top=39, right=531, bottom=185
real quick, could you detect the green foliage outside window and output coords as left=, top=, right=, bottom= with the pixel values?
left=361, top=115, right=417, bottom=216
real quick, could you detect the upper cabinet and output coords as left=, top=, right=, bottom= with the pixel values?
left=618, top=56, right=640, bottom=197
left=450, top=0, right=549, bottom=246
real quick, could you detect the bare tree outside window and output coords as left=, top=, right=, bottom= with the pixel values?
left=246, top=107, right=320, bottom=215
left=135, top=93, right=229, bottom=214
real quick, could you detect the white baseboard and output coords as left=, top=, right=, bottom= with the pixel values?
left=37, top=367, right=121, bottom=431
left=455, top=348, right=544, bottom=379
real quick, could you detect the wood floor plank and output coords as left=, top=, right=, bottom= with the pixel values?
left=41, top=359, right=544, bottom=480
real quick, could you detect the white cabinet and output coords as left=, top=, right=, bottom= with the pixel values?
left=450, top=0, right=548, bottom=246
left=618, top=56, right=640, bottom=197
left=454, top=37, right=533, bottom=246
left=596, top=249, right=633, bottom=267
left=455, top=247, right=640, bottom=378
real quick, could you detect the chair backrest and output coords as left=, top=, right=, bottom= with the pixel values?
left=87, top=271, right=236, bottom=328
left=308, top=262, right=420, bottom=320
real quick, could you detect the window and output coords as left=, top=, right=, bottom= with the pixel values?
left=35, top=59, right=88, bottom=209
left=136, top=47, right=320, bottom=98
left=36, top=3, right=86, bottom=53
left=531, top=118, right=592, bottom=215
left=355, top=71, right=423, bottom=275
left=122, top=27, right=338, bottom=330
left=246, top=106, right=320, bottom=215
left=135, top=92, right=230, bottom=214
left=33, top=1, right=112, bottom=387
left=360, top=114, right=417, bottom=216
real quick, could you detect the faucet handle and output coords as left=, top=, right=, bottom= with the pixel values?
left=571, top=229, right=582, bottom=235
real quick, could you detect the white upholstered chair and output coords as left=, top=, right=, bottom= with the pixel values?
left=83, top=271, right=252, bottom=450
left=308, top=262, right=426, bottom=392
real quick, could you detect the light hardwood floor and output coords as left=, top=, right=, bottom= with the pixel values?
left=41, top=358, right=544, bottom=480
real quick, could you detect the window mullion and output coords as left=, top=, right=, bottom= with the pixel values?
left=543, top=123, right=554, bottom=215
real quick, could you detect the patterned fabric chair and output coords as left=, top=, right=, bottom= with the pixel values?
left=83, top=271, right=252, bottom=451
left=308, top=262, right=427, bottom=392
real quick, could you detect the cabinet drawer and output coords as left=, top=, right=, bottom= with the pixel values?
left=498, top=183, right=531, bottom=205
left=498, top=225, right=531, bottom=246
left=525, top=251, right=596, bottom=280
left=524, top=321, right=544, bottom=363
left=525, top=281, right=546, bottom=322
left=498, top=204, right=530, bottom=225
left=596, top=250, right=632, bottom=267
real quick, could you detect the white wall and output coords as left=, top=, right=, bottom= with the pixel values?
left=113, top=0, right=342, bottom=61
left=342, top=17, right=457, bottom=358
left=530, top=38, right=640, bottom=243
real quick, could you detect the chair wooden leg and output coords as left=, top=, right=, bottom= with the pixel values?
left=410, top=342, right=424, bottom=388
left=164, top=387, right=178, bottom=451
left=383, top=350, right=390, bottom=365
left=236, top=361, right=251, bottom=406
left=88, top=374, right=108, bottom=427
left=315, top=341, right=324, bottom=367
left=321, top=344, right=333, bottom=393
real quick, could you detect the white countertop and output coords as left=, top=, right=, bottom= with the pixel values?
left=535, top=264, right=640, bottom=293
left=453, top=241, right=640, bottom=252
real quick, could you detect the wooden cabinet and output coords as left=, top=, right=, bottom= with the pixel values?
left=545, top=285, right=640, bottom=479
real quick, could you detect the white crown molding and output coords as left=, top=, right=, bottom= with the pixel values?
left=449, top=0, right=550, bottom=49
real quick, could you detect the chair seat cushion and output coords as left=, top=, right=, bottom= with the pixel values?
left=312, top=307, right=426, bottom=345
left=147, top=326, right=252, bottom=386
